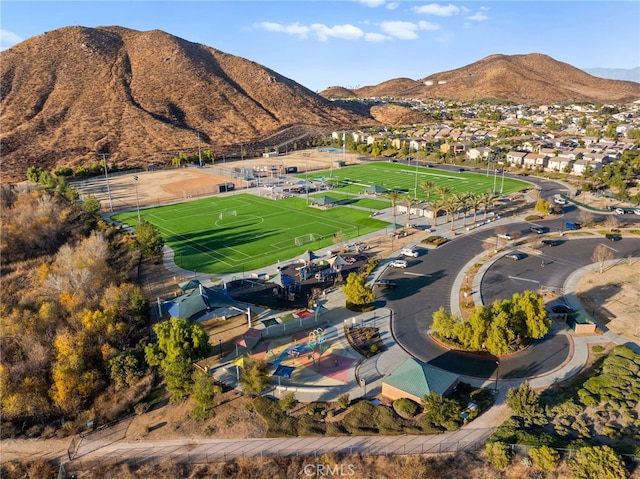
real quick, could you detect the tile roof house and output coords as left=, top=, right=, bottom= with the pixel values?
left=506, top=151, right=527, bottom=166
left=382, top=358, right=460, bottom=402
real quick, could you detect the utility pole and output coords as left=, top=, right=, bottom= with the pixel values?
left=101, top=153, right=114, bottom=212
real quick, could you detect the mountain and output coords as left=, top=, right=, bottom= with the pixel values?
left=583, top=67, right=640, bottom=83
left=322, top=54, right=640, bottom=105
left=0, top=26, right=375, bottom=183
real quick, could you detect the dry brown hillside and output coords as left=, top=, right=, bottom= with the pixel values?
left=333, top=53, right=640, bottom=104
left=0, top=26, right=375, bottom=182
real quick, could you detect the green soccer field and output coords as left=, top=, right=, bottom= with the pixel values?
left=113, top=194, right=389, bottom=275
left=300, top=162, right=530, bottom=199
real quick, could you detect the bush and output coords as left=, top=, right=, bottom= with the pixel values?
left=529, top=445, right=560, bottom=471
left=485, top=441, right=512, bottom=469
left=393, top=398, right=419, bottom=418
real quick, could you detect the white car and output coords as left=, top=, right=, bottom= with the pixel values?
left=497, top=233, right=513, bottom=240
left=400, top=248, right=419, bottom=257
left=634, top=209, right=640, bottom=216
left=554, top=198, right=567, bottom=205
left=614, top=208, right=625, bottom=215
left=389, top=259, right=408, bottom=268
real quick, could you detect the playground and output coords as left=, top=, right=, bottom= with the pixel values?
left=246, top=325, right=358, bottom=387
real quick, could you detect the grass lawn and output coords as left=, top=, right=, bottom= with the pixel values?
left=302, top=162, right=530, bottom=199
left=308, top=191, right=390, bottom=210
left=113, top=194, right=388, bottom=274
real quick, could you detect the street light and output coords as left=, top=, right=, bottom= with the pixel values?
left=133, top=175, right=141, bottom=223
left=494, top=359, right=500, bottom=394
left=101, top=153, right=114, bottom=212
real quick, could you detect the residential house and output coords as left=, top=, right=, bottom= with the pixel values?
left=440, top=142, right=467, bottom=156
left=523, top=153, right=549, bottom=170
left=506, top=151, right=527, bottom=167
left=466, top=147, right=492, bottom=161
left=547, top=157, right=574, bottom=172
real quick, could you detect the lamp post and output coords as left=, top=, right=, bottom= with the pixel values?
left=360, top=378, right=366, bottom=399
left=494, top=359, right=500, bottom=394
left=133, top=175, right=141, bottom=223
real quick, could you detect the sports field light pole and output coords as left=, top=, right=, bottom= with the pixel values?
left=493, top=169, right=498, bottom=193
left=414, top=158, right=419, bottom=199
left=197, top=130, right=203, bottom=168
left=133, top=175, right=141, bottom=223
left=500, top=168, right=505, bottom=194
left=305, top=159, right=309, bottom=205
left=101, top=153, right=114, bottom=212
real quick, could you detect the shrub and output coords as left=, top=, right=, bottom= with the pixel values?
left=337, top=394, right=350, bottom=410
left=485, top=441, right=512, bottom=469
left=529, top=445, right=560, bottom=471
left=393, top=398, right=419, bottom=418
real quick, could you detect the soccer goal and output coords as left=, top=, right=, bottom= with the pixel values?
left=294, top=233, right=316, bottom=246
left=218, top=210, right=237, bottom=220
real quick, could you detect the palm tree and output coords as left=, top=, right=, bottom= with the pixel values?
left=480, top=190, right=497, bottom=221
left=384, top=190, right=402, bottom=230
left=443, top=197, right=459, bottom=231
left=420, top=180, right=436, bottom=205
left=467, top=193, right=483, bottom=226
left=434, top=185, right=452, bottom=228
left=452, top=193, right=470, bottom=227
left=401, top=195, right=420, bottom=225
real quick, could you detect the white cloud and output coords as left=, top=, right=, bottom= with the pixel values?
left=413, top=3, right=461, bottom=16
left=364, top=32, right=389, bottom=42
left=385, top=2, right=400, bottom=10
left=418, top=21, right=440, bottom=31
left=466, top=12, right=489, bottom=21
left=310, top=23, right=364, bottom=41
left=255, top=22, right=310, bottom=38
left=0, top=30, right=23, bottom=50
left=380, top=21, right=419, bottom=40
left=356, top=0, right=386, bottom=7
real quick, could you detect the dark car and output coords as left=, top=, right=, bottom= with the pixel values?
left=373, top=279, right=396, bottom=289
left=542, top=239, right=561, bottom=246
left=552, top=304, right=574, bottom=314
left=505, top=252, right=526, bottom=261
left=605, top=233, right=622, bottom=241
left=457, top=168, right=465, bottom=173
left=529, top=226, right=544, bottom=234
left=565, top=222, right=581, bottom=230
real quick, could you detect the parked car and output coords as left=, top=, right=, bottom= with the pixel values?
left=565, top=222, right=581, bottom=230
left=542, top=239, right=561, bottom=246
left=605, top=233, right=622, bottom=241
left=552, top=304, right=574, bottom=314
left=400, top=248, right=419, bottom=257
left=497, top=233, right=513, bottom=240
left=554, top=197, right=567, bottom=205
left=373, top=279, right=396, bottom=289
left=529, top=226, right=544, bottom=234
left=614, top=208, right=625, bottom=215
left=389, top=259, right=408, bottom=268
left=505, top=252, right=526, bottom=261
left=457, top=168, right=465, bottom=173
left=634, top=209, right=640, bottom=216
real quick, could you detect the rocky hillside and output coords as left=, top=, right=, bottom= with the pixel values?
left=322, top=54, right=640, bottom=104
left=0, top=26, right=375, bottom=182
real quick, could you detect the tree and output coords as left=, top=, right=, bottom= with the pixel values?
left=81, top=194, right=102, bottom=214
left=419, top=180, right=436, bottom=205
left=604, top=214, right=619, bottom=231
left=191, top=369, right=222, bottom=420
left=145, top=317, right=211, bottom=400
left=342, top=272, right=375, bottom=307
left=421, top=392, right=461, bottom=430
left=509, top=291, right=551, bottom=339
left=467, top=193, right=483, bottom=225
left=529, top=445, right=560, bottom=471
left=569, top=445, right=629, bottom=479
left=384, top=190, right=402, bottom=230
left=431, top=307, right=459, bottom=340
left=506, top=381, right=545, bottom=427
left=481, top=190, right=497, bottom=220
left=107, top=350, right=145, bottom=390
left=401, top=195, right=419, bottom=224
left=452, top=193, right=470, bottom=227
left=485, top=441, right=513, bottom=469
left=136, top=219, right=164, bottom=259
left=239, top=357, right=270, bottom=396
left=592, top=244, right=614, bottom=274
left=279, top=392, right=298, bottom=415
left=577, top=209, right=595, bottom=225
left=485, top=310, right=515, bottom=355
left=534, top=198, right=550, bottom=215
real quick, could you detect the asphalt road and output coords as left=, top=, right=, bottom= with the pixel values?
left=378, top=171, right=640, bottom=380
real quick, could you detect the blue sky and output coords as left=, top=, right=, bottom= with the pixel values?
left=2, top=1, right=639, bottom=91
